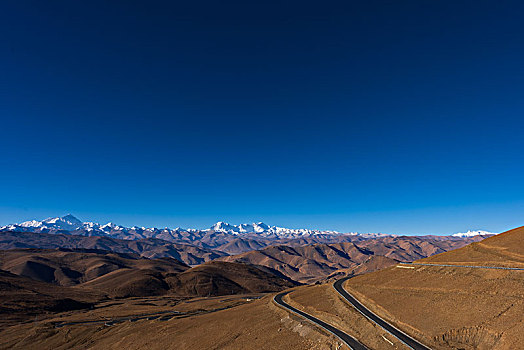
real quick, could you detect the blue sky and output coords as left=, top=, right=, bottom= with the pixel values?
left=1, top=1, right=524, bottom=234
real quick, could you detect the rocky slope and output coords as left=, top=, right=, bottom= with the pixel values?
left=0, top=249, right=297, bottom=299
left=0, top=231, right=226, bottom=265
left=345, top=227, right=524, bottom=349
left=1, top=214, right=495, bottom=254
left=220, top=235, right=487, bottom=283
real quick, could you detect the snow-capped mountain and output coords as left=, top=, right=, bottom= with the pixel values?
left=0, top=215, right=495, bottom=256
left=210, top=221, right=343, bottom=237
left=3, top=214, right=128, bottom=234
left=451, top=230, right=495, bottom=238
left=5, top=214, right=83, bottom=231
left=1, top=215, right=347, bottom=240
left=1, top=215, right=494, bottom=244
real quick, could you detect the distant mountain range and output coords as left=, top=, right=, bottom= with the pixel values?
left=0, top=214, right=394, bottom=253
left=0, top=229, right=491, bottom=282
left=451, top=230, right=495, bottom=237
left=0, top=214, right=495, bottom=241
left=219, top=235, right=490, bottom=283
left=1, top=214, right=348, bottom=238
left=0, top=231, right=226, bottom=265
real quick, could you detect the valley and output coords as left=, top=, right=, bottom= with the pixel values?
left=0, top=215, right=520, bottom=349
left=3, top=3, right=520, bottom=349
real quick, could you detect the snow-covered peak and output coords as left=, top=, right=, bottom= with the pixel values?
left=209, top=221, right=342, bottom=238
left=3, top=215, right=101, bottom=233
left=0, top=214, right=414, bottom=242
left=253, top=222, right=270, bottom=232
left=3, top=215, right=499, bottom=241
left=1, top=213, right=355, bottom=238
left=212, top=222, right=236, bottom=232
left=40, top=214, right=83, bottom=230
left=62, top=214, right=82, bottom=224
left=2, top=216, right=348, bottom=239
left=19, top=220, right=44, bottom=228
left=451, top=230, right=495, bottom=237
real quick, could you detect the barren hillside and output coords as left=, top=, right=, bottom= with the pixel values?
left=345, top=227, right=524, bottom=349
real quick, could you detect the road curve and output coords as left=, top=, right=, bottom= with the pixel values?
left=273, top=291, right=368, bottom=350
left=401, top=262, right=524, bottom=271
left=334, top=277, right=431, bottom=350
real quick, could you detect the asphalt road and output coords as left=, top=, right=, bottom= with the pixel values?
left=334, top=277, right=432, bottom=350
left=273, top=291, right=368, bottom=350
left=401, top=262, right=524, bottom=270
left=55, top=310, right=182, bottom=328
left=54, top=303, right=243, bottom=328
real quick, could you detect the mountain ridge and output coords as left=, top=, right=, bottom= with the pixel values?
left=1, top=214, right=496, bottom=240
left=219, top=235, right=490, bottom=283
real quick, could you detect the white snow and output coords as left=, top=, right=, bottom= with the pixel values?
left=208, top=221, right=343, bottom=238
left=0, top=215, right=364, bottom=239
left=451, top=230, right=495, bottom=237
left=19, top=220, right=43, bottom=228
left=5, top=215, right=493, bottom=241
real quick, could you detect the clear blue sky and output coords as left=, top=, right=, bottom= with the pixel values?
left=1, top=1, right=524, bottom=234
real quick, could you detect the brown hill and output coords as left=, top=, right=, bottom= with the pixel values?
left=355, top=235, right=477, bottom=261
left=0, top=268, right=103, bottom=327
left=0, top=231, right=226, bottom=265
left=422, top=225, right=524, bottom=266
left=345, top=227, right=524, bottom=349
left=0, top=248, right=299, bottom=332
left=0, top=293, right=325, bottom=350
left=325, top=255, right=399, bottom=281
left=0, top=248, right=189, bottom=287
left=0, top=249, right=297, bottom=299
left=214, top=237, right=268, bottom=254
left=220, top=236, right=482, bottom=283
left=166, top=261, right=299, bottom=296
left=78, top=261, right=298, bottom=298
left=198, top=232, right=489, bottom=254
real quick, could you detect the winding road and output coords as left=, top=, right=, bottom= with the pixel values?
left=273, top=291, right=368, bottom=350
left=334, top=277, right=431, bottom=350
left=275, top=277, right=434, bottom=350
left=400, top=262, right=524, bottom=270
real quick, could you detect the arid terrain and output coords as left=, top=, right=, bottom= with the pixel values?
left=344, top=226, right=524, bottom=349
left=1, top=223, right=521, bottom=349
left=0, top=248, right=297, bottom=336
left=220, top=236, right=485, bottom=283
left=0, top=292, right=347, bottom=350
left=0, top=231, right=227, bottom=264
left=3, top=0, right=521, bottom=348
left=0, top=249, right=296, bottom=298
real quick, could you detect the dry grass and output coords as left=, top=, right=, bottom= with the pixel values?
left=345, top=227, right=524, bottom=349
left=284, top=283, right=409, bottom=349
left=0, top=293, right=347, bottom=350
